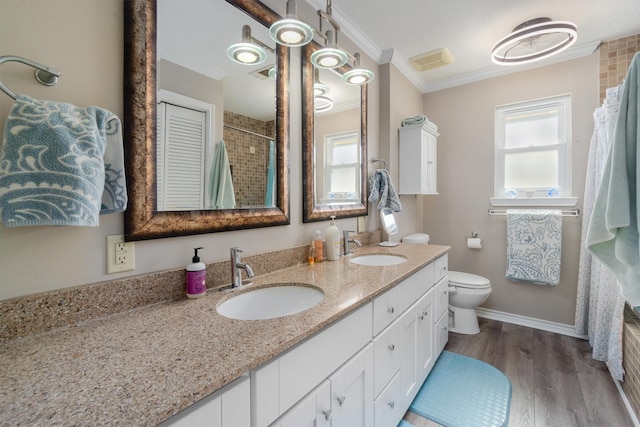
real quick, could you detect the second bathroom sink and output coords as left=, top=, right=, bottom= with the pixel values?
left=217, top=284, right=324, bottom=320
left=349, top=254, right=407, bottom=266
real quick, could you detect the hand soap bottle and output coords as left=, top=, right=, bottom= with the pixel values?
left=325, top=216, right=341, bottom=261
left=186, top=247, right=207, bottom=298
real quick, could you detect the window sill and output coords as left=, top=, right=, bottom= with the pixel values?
left=490, top=197, right=578, bottom=207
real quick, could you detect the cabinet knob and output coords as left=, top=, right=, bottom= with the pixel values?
left=388, top=307, right=395, bottom=314
left=388, top=344, right=395, bottom=351
left=442, top=290, right=448, bottom=295
left=336, top=396, right=346, bottom=406
left=388, top=401, right=395, bottom=409
left=322, top=410, right=332, bottom=421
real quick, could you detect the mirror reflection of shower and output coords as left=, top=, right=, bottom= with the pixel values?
left=379, top=207, right=400, bottom=247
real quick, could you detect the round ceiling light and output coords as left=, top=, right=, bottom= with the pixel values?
left=491, top=18, right=577, bottom=65
left=227, top=42, right=266, bottom=65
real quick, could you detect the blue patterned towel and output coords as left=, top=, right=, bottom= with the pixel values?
left=506, top=209, right=562, bottom=285
left=0, top=95, right=127, bottom=227
left=368, top=169, right=402, bottom=212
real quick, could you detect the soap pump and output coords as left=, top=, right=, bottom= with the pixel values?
left=186, top=247, right=207, bottom=298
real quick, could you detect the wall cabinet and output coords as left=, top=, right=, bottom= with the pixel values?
left=398, top=123, right=439, bottom=195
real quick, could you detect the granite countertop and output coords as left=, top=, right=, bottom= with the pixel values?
left=0, top=243, right=449, bottom=426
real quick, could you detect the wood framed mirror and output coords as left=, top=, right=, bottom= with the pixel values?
left=301, top=42, right=368, bottom=223
left=123, top=0, right=290, bottom=240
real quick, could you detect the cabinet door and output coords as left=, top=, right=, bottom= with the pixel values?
left=271, top=380, right=331, bottom=427
left=435, top=310, right=449, bottom=356
left=160, top=375, right=250, bottom=427
left=400, top=292, right=434, bottom=409
left=329, top=343, right=374, bottom=427
left=424, top=129, right=437, bottom=194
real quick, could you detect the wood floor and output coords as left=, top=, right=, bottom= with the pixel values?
left=403, top=317, right=634, bottom=427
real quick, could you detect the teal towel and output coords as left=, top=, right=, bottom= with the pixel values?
left=0, top=95, right=125, bottom=227
left=401, top=115, right=427, bottom=127
left=587, top=52, right=640, bottom=306
left=264, top=140, right=275, bottom=207
left=208, top=140, right=235, bottom=209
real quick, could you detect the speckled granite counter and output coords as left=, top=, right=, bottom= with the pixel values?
left=0, top=243, right=449, bottom=426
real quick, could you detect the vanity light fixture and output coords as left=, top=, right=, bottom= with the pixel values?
left=342, top=53, right=374, bottom=85
left=311, top=30, right=349, bottom=68
left=491, top=17, right=577, bottom=65
left=227, top=25, right=274, bottom=65
left=269, top=0, right=314, bottom=47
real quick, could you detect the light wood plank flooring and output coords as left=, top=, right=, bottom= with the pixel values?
left=403, top=317, right=633, bottom=427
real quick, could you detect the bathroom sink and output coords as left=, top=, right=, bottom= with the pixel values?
left=349, top=254, right=407, bottom=266
left=216, top=284, right=324, bottom=320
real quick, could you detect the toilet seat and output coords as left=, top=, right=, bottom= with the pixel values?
left=448, top=271, right=491, bottom=290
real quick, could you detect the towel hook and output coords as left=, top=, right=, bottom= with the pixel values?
left=371, top=158, right=387, bottom=170
left=0, top=55, right=62, bottom=100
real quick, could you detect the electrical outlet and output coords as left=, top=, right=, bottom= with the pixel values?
left=107, top=234, right=135, bottom=274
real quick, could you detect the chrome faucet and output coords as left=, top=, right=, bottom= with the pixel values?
left=343, top=230, right=362, bottom=255
left=230, top=247, right=255, bottom=288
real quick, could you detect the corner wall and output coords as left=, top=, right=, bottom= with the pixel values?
left=422, top=53, right=599, bottom=325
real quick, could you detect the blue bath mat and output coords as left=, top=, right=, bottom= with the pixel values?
left=409, top=351, right=511, bottom=427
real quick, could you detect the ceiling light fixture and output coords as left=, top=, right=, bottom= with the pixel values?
left=227, top=25, right=273, bottom=65
left=342, top=53, right=374, bottom=85
left=314, top=95, right=334, bottom=112
left=313, top=68, right=330, bottom=96
left=269, top=0, right=314, bottom=47
left=491, top=17, right=577, bottom=65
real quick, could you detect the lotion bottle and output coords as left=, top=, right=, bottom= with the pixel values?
left=325, top=216, right=341, bottom=261
left=186, top=247, right=207, bottom=298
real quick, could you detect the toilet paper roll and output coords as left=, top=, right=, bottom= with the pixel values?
left=467, top=238, right=482, bottom=249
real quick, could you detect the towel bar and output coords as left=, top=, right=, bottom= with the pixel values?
left=371, top=158, right=387, bottom=170
left=488, top=208, right=580, bottom=217
left=0, top=55, right=61, bottom=100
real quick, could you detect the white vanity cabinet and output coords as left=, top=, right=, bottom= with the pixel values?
left=270, top=380, right=331, bottom=427
left=433, top=254, right=449, bottom=355
left=159, top=374, right=250, bottom=427
left=398, top=123, right=439, bottom=195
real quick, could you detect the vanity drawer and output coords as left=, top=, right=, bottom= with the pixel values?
left=372, top=285, right=401, bottom=336
left=398, top=263, right=434, bottom=314
left=434, top=254, right=448, bottom=282
left=374, top=371, right=403, bottom=427
left=433, top=274, right=450, bottom=322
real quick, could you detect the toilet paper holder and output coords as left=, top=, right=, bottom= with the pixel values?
left=466, top=232, right=479, bottom=240
left=465, top=232, right=482, bottom=249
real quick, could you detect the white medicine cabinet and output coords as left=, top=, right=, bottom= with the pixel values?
left=398, top=123, right=439, bottom=195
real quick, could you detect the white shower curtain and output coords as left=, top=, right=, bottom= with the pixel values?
left=575, top=85, right=625, bottom=381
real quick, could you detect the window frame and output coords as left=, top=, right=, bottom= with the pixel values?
left=491, top=94, right=577, bottom=207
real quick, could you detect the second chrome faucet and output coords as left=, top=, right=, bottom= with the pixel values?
left=230, top=247, right=255, bottom=288
left=343, top=230, right=362, bottom=255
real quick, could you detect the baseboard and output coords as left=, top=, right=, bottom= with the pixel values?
left=476, top=307, right=587, bottom=339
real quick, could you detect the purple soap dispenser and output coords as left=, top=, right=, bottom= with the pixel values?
left=186, top=247, right=206, bottom=298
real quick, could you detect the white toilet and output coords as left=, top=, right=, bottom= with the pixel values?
left=447, top=271, right=492, bottom=335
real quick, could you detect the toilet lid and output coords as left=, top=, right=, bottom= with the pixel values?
left=448, top=271, right=491, bottom=289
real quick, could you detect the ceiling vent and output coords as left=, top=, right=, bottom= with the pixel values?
left=250, top=64, right=275, bottom=80
left=409, top=48, right=454, bottom=71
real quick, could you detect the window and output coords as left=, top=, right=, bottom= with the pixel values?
left=493, top=94, right=575, bottom=204
left=324, top=131, right=360, bottom=202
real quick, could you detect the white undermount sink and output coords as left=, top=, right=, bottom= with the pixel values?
left=349, top=254, right=408, bottom=266
left=216, top=284, right=324, bottom=320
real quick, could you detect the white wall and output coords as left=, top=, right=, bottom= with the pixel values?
left=422, top=53, right=599, bottom=325
left=0, top=0, right=380, bottom=300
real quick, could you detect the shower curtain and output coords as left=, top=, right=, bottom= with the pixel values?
left=575, top=85, right=625, bottom=381
left=264, top=140, right=275, bottom=207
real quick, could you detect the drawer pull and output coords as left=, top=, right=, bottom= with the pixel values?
left=388, top=344, right=395, bottom=351
left=337, top=396, right=346, bottom=406
left=388, top=401, right=395, bottom=409
left=388, top=307, right=395, bottom=314
left=322, top=410, right=332, bottom=421
left=442, top=290, right=448, bottom=295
